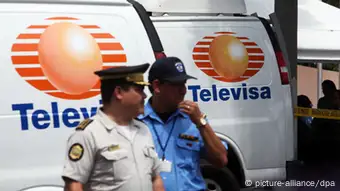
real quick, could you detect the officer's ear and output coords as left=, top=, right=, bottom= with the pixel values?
left=151, top=79, right=161, bottom=94
left=113, top=85, right=130, bottom=100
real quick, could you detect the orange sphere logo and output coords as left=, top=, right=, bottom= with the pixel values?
left=11, top=17, right=127, bottom=100
left=193, top=32, right=264, bottom=82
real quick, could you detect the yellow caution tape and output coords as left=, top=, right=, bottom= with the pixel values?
left=294, top=107, right=340, bottom=120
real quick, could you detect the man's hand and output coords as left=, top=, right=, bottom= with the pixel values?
left=178, top=100, right=202, bottom=125
left=178, top=100, right=228, bottom=168
left=63, top=177, right=83, bottom=191
left=152, top=175, right=165, bottom=191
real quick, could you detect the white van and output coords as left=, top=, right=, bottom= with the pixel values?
left=0, top=0, right=294, bottom=190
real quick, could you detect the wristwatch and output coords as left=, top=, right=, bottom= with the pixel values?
left=197, top=114, right=208, bottom=128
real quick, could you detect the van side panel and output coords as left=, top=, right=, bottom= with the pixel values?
left=283, top=86, right=294, bottom=161
left=0, top=2, right=154, bottom=190
left=152, top=16, right=287, bottom=181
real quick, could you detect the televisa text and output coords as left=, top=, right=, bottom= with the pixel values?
left=12, top=83, right=272, bottom=131
left=12, top=100, right=102, bottom=131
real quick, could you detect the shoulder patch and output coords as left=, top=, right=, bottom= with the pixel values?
left=68, top=143, right=84, bottom=161
left=75, top=119, right=93, bottom=131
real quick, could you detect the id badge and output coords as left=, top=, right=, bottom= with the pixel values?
left=161, top=160, right=172, bottom=172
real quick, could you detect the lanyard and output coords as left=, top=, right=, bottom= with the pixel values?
left=151, top=117, right=177, bottom=160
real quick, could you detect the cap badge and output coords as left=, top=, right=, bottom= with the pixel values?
left=175, top=62, right=184, bottom=72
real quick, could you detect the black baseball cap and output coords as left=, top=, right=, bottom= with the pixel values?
left=148, top=57, right=197, bottom=83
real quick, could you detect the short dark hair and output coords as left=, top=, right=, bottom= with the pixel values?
left=100, top=79, right=133, bottom=105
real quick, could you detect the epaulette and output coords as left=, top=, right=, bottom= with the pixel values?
left=75, top=119, right=93, bottom=131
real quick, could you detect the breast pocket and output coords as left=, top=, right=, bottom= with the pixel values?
left=143, top=145, right=158, bottom=174
left=176, top=138, right=201, bottom=170
left=100, top=149, right=131, bottom=181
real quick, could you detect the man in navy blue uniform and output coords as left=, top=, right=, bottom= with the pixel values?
left=138, top=57, right=228, bottom=191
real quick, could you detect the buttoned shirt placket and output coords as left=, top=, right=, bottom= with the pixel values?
left=99, top=112, right=143, bottom=191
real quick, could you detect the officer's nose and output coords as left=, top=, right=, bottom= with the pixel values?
left=142, top=91, right=147, bottom=99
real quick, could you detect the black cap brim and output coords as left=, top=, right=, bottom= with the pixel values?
left=162, top=74, right=197, bottom=83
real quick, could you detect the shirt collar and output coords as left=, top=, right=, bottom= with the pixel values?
left=97, top=108, right=139, bottom=130
left=137, top=98, right=189, bottom=122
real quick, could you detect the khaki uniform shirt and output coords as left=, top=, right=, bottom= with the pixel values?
left=62, top=109, right=162, bottom=191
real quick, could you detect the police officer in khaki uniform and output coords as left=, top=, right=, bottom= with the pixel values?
left=62, top=63, right=165, bottom=191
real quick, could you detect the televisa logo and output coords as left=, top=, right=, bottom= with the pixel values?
left=189, top=31, right=271, bottom=102
left=11, top=16, right=127, bottom=130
